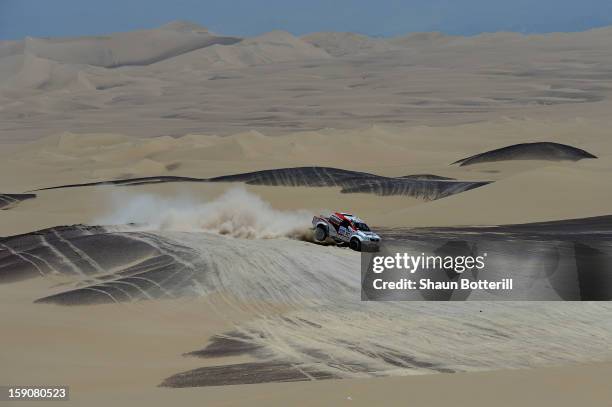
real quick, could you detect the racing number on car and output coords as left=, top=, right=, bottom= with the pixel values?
left=339, top=226, right=349, bottom=237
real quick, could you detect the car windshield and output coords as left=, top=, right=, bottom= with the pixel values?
left=354, top=222, right=370, bottom=231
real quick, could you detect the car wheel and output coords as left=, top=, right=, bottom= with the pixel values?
left=314, top=226, right=327, bottom=242
left=349, top=238, right=361, bottom=252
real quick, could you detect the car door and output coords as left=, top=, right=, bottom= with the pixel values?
left=337, top=220, right=352, bottom=241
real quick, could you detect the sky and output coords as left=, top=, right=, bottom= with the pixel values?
left=2, top=0, right=612, bottom=40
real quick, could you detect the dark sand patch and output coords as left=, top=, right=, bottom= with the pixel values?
left=160, top=362, right=340, bottom=387
left=452, top=142, right=597, bottom=166
left=0, top=193, right=36, bottom=210
left=33, top=167, right=489, bottom=200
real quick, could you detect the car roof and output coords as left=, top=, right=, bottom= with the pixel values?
left=334, top=212, right=365, bottom=223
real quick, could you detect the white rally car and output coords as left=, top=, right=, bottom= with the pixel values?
left=312, top=212, right=381, bottom=251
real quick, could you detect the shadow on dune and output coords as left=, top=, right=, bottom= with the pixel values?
left=451, top=142, right=597, bottom=166
left=160, top=362, right=340, bottom=388
left=2, top=215, right=612, bottom=305
left=32, top=166, right=490, bottom=200
left=377, top=215, right=612, bottom=301
left=0, top=223, right=358, bottom=305
left=3, top=216, right=612, bottom=386
left=0, top=193, right=36, bottom=210
left=0, top=225, right=200, bottom=304
left=159, top=214, right=612, bottom=387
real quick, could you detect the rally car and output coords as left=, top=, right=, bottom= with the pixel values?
left=312, top=212, right=381, bottom=251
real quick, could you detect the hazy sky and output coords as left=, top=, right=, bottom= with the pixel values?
left=2, top=0, right=612, bottom=40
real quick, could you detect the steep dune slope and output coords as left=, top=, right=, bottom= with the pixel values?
left=153, top=30, right=330, bottom=71
left=19, top=22, right=240, bottom=68
left=0, top=40, right=25, bottom=58
left=0, top=53, right=94, bottom=90
left=5, top=26, right=612, bottom=139
left=302, top=32, right=398, bottom=56
left=31, top=166, right=488, bottom=201
left=382, top=165, right=612, bottom=226
left=0, top=193, right=36, bottom=210
left=452, top=142, right=597, bottom=166
left=387, top=31, right=454, bottom=48
left=2, top=222, right=612, bottom=387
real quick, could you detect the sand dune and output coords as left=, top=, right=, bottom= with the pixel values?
left=452, top=142, right=597, bottom=166
left=3, top=23, right=612, bottom=403
left=31, top=166, right=488, bottom=200
left=0, top=39, right=25, bottom=58
left=0, top=52, right=95, bottom=91
left=205, top=167, right=485, bottom=199
left=236, top=31, right=331, bottom=62
left=19, top=22, right=240, bottom=68
left=2, top=215, right=612, bottom=387
left=152, top=30, right=330, bottom=71
left=0, top=225, right=110, bottom=283
left=0, top=193, right=35, bottom=210
left=388, top=31, right=454, bottom=47
left=382, top=164, right=612, bottom=227
left=1, top=122, right=610, bottom=233
left=302, top=32, right=398, bottom=56
left=5, top=26, right=612, bottom=140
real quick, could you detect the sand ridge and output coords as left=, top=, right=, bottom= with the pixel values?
left=4, top=25, right=612, bottom=141
left=1, top=120, right=611, bottom=231
left=3, top=23, right=612, bottom=405
left=3, top=217, right=612, bottom=388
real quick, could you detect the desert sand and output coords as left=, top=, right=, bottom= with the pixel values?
left=2, top=22, right=612, bottom=405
